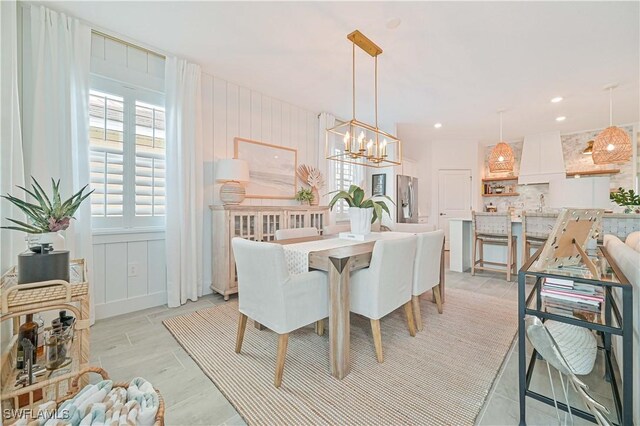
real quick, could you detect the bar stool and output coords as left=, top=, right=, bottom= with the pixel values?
left=522, top=211, right=558, bottom=264
left=471, top=211, right=517, bottom=281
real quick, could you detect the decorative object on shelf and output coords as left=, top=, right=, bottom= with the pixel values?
left=1, top=177, right=92, bottom=246
left=296, top=164, right=324, bottom=206
left=216, top=158, right=250, bottom=205
left=494, top=185, right=505, bottom=194
left=234, top=137, right=297, bottom=199
left=532, top=208, right=604, bottom=275
left=592, top=84, right=632, bottom=165
left=2, top=178, right=91, bottom=284
left=582, top=140, right=594, bottom=155
left=294, top=188, right=314, bottom=205
left=486, top=203, right=497, bottom=213
left=488, top=111, right=515, bottom=172
left=326, top=30, right=401, bottom=168
left=610, top=187, right=640, bottom=214
left=372, top=173, right=386, bottom=196
left=328, top=185, right=393, bottom=235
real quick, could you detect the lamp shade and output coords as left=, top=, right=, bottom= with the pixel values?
left=548, top=177, right=611, bottom=209
left=592, top=126, right=632, bottom=164
left=488, top=142, right=515, bottom=172
left=216, top=159, right=249, bottom=183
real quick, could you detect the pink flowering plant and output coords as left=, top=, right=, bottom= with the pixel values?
left=1, top=177, right=93, bottom=234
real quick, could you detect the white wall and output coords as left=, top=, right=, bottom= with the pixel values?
left=86, top=33, right=319, bottom=317
left=201, top=74, right=319, bottom=292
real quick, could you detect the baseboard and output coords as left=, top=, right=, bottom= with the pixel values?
left=95, top=292, right=167, bottom=320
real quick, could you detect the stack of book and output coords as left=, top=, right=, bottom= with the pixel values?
left=541, top=277, right=604, bottom=321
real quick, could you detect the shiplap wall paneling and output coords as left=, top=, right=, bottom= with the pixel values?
left=147, top=240, right=167, bottom=295
left=104, top=243, right=127, bottom=302
left=92, top=237, right=167, bottom=319
left=92, top=245, right=106, bottom=306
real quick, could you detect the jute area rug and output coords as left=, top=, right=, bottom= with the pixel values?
left=163, top=288, right=517, bottom=425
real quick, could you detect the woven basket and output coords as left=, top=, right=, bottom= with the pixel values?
left=3, top=367, right=164, bottom=426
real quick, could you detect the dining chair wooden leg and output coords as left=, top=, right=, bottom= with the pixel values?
left=274, top=333, right=289, bottom=388
left=315, top=319, right=325, bottom=336
left=370, top=319, right=384, bottom=363
left=434, top=284, right=443, bottom=314
left=404, top=301, right=417, bottom=337
left=478, top=239, right=484, bottom=268
left=471, top=235, right=477, bottom=275
left=506, top=239, right=512, bottom=282
left=412, top=295, right=423, bottom=332
left=235, top=313, right=248, bottom=354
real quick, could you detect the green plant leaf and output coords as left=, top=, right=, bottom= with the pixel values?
left=372, top=202, right=383, bottom=224
left=5, top=218, right=44, bottom=233
left=328, top=191, right=354, bottom=210
left=31, top=177, right=53, bottom=214
left=353, top=187, right=365, bottom=207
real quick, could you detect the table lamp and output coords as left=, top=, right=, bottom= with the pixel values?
left=216, top=159, right=250, bottom=205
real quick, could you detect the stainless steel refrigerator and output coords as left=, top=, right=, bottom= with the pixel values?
left=396, top=175, right=419, bottom=223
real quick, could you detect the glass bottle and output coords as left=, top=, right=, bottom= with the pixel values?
left=16, top=314, right=39, bottom=370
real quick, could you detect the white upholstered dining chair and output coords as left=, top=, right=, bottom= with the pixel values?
left=349, top=235, right=418, bottom=363
left=231, top=238, right=328, bottom=387
left=274, top=226, right=318, bottom=240
left=412, top=230, right=445, bottom=331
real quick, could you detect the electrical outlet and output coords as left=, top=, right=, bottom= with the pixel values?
left=128, top=262, right=139, bottom=277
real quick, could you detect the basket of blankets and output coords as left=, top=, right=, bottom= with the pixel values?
left=7, top=368, right=164, bottom=426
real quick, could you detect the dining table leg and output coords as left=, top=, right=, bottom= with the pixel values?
left=328, top=255, right=352, bottom=379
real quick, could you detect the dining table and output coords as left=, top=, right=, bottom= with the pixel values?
left=273, top=232, right=446, bottom=380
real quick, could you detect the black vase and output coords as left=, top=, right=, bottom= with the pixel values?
left=18, top=250, right=70, bottom=284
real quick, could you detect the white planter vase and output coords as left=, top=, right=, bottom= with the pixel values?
left=27, top=232, right=65, bottom=251
left=349, top=207, right=373, bottom=235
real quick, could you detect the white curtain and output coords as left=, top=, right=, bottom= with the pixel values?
left=318, top=112, right=365, bottom=224
left=164, top=57, right=204, bottom=308
left=0, top=0, right=26, bottom=274
left=317, top=113, right=336, bottom=209
left=21, top=5, right=94, bottom=320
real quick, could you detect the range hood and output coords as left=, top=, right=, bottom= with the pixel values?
left=518, top=131, right=566, bottom=185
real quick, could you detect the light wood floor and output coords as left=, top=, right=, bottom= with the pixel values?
left=91, top=257, right=615, bottom=425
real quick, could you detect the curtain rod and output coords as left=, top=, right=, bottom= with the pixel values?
left=91, top=29, right=166, bottom=59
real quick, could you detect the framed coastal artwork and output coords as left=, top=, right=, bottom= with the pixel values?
left=234, top=137, right=297, bottom=199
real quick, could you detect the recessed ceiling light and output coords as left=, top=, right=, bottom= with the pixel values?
left=556, top=116, right=566, bottom=122
left=551, top=96, right=563, bottom=103
left=386, top=18, right=402, bottom=30
left=434, top=123, right=442, bottom=129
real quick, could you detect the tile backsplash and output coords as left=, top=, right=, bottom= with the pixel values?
left=483, top=125, right=635, bottom=213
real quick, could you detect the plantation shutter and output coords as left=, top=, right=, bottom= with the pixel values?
left=89, top=90, right=125, bottom=218
left=134, top=101, right=166, bottom=217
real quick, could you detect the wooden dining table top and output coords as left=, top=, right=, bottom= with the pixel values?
left=272, top=235, right=376, bottom=273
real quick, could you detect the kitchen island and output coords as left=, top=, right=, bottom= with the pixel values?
left=449, top=217, right=524, bottom=274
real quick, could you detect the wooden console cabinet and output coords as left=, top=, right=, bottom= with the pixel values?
left=210, top=205, right=329, bottom=300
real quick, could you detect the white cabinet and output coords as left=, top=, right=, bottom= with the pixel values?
left=210, top=205, right=329, bottom=300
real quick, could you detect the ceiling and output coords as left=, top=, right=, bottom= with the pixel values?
left=45, top=1, right=640, bottom=143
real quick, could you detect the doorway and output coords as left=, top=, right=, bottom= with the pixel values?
left=438, top=169, right=472, bottom=249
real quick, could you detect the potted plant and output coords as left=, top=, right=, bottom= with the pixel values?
left=2, top=177, right=93, bottom=250
left=328, top=185, right=393, bottom=235
left=610, top=187, right=640, bottom=214
left=295, top=188, right=314, bottom=205
left=296, top=165, right=324, bottom=206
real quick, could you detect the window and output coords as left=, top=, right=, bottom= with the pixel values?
left=333, top=148, right=355, bottom=218
left=89, top=77, right=165, bottom=230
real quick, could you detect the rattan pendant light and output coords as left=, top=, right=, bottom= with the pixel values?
left=592, top=84, right=631, bottom=164
left=488, top=111, right=514, bottom=173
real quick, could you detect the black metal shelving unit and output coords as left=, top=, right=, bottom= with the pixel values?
left=518, top=246, right=634, bottom=425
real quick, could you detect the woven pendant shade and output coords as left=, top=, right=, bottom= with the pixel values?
left=489, top=142, right=514, bottom=172
left=592, top=126, right=632, bottom=164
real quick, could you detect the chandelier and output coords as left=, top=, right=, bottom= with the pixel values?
left=488, top=111, right=514, bottom=173
left=592, top=84, right=632, bottom=165
left=326, top=30, right=401, bottom=168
